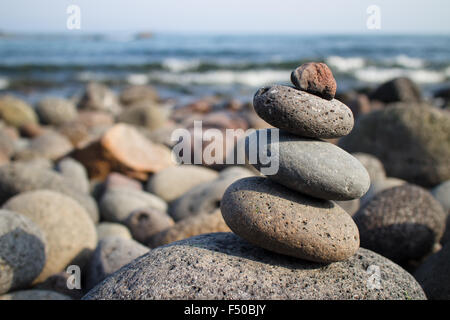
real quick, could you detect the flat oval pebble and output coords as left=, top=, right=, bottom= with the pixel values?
left=246, top=129, right=370, bottom=200
left=253, top=85, right=353, bottom=138
left=146, top=165, right=219, bottom=202
left=83, top=233, right=425, bottom=300
left=99, top=187, right=167, bottom=223
left=221, top=177, right=360, bottom=263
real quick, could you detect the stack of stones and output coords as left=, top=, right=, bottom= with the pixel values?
left=221, top=62, right=371, bottom=263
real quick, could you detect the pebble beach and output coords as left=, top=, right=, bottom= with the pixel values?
left=0, top=34, right=450, bottom=301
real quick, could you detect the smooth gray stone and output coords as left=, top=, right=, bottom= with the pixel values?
left=83, top=233, right=426, bottom=300
left=99, top=187, right=167, bottom=223
left=246, top=129, right=370, bottom=200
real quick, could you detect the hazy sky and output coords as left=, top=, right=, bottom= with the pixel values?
left=0, top=0, right=449, bottom=34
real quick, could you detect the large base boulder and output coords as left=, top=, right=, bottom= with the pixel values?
left=83, top=233, right=425, bottom=300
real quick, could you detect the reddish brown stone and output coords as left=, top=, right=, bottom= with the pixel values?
left=101, top=124, right=173, bottom=173
left=291, top=62, right=337, bottom=100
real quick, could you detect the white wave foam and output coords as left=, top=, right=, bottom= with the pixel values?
left=445, top=66, right=450, bottom=77
left=0, top=77, right=9, bottom=90
left=355, top=67, right=446, bottom=84
left=126, top=73, right=149, bottom=85
left=147, top=69, right=289, bottom=87
left=326, top=56, right=365, bottom=72
left=162, top=58, right=201, bottom=73
left=391, top=55, right=425, bottom=69
left=75, top=71, right=106, bottom=82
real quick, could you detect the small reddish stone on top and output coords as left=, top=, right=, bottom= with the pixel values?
left=291, top=62, right=337, bottom=100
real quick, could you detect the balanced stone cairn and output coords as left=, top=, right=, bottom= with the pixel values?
left=221, top=62, right=371, bottom=263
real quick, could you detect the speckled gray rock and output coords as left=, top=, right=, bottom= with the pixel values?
left=83, top=233, right=426, bottom=300
left=55, top=157, right=90, bottom=194
left=27, top=131, right=73, bottom=161
left=414, top=243, right=450, bottom=300
left=36, top=97, right=78, bottom=126
left=339, top=104, right=450, bottom=188
left=0, top=289, right=71, bottom=300
left=253, top=85, right=354, bottom=138
left=146, top=165, right=219, bottom=202
left=96, top=222, right=132, bottom=241
left=0, top=210, right=47, bottom=294
left=0, top=163, right=99, bottom=223
left=354, top=184, right=447, bottom=264
left=221, top=177, right=359, bottom=262
left=124, top=207, right=174, bottom=243
left=85, top=237, right=149, bottom=290
left=246, top=129, right=370, bottom=200
left=100, top=187, right=167, bottom=223
left=148, top=209, right=230, bottom=248
left=353, top=153, right=386, bottom=183
left=3, top=190, right=97, bottom=283
left=169, top=174, right=246, bottom=222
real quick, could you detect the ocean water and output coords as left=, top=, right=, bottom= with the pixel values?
left=0, top=33, right=449, bottom=103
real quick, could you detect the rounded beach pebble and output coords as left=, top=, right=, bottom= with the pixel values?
left=246, top=129, right=370, bottom=200
left=253, top=85, right=353, bottom=138
left=55, top=157, right=90, bottom=194
left=83, top=233, right=425, bottom=300
left=125, top=207, right=174, bottom=243
left=0, top=210, right=47, bottom=294
left=221, top=177, right=360, bottom=262
left=3, top=190, right=97, bottom=283
left=354, top=184, right=447, bottom=264
left=35, top=97, right=78, bottom=126
left=0, top=163, right=99, bottom=223
left=148, top=209, right=230, bottom=248
left=100, top=187, right=167, bottom=223
left=85, top=236, right=149, bottom=290
left=339, top=104, right=450, bottom=188
left=146, top=165, right=219, bottom=202
left=290, top=62, right=337, bottom=100
left=96, top=222, right=132, bottom=241
left=169, top=175, right=242, bottom=221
